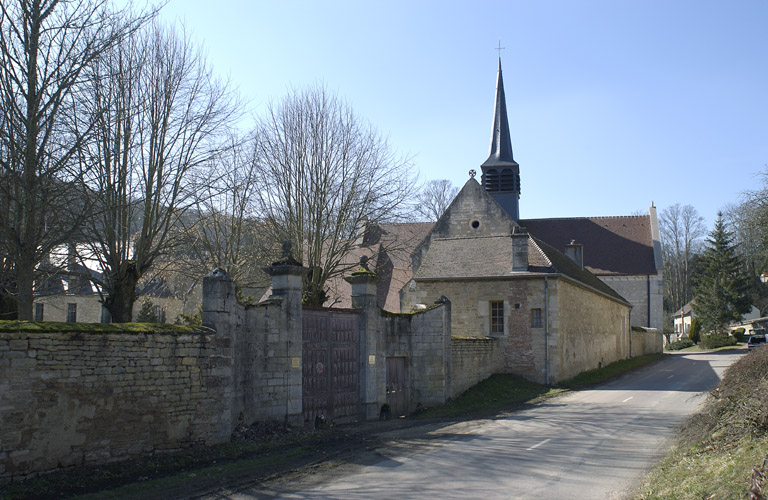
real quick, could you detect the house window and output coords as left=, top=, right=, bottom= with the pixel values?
left=490, top=301, right=505, bottom=335
left=531, top=308, right=542, bottom=328
left=66, top=303, right=77, bottom=323
left=34, top=303, right=44, bottom=321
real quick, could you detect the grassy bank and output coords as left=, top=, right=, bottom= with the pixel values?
left=631, top=347, right=768, bottom=499
left=416, top=353, right=664, bottom=419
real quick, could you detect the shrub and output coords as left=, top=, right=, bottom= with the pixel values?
left=732, top=327, right=746, bottom=342
left=689, top=318, right=701, bottom=344
left=684, top=345, right=768, bottom=445
left=701, top=334, right=737, bottom=350
left=666, top=338, right=694, bottom=351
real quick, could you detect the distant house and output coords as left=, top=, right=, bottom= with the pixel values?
left=32, top=246, right=184, bottom=323
left=674, top=300, right=763, bottom=337
left=672, top=301, right=695, bottom=339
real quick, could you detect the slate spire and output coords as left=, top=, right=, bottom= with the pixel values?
left=480, top=57, right=521, bottom=220
left=481, top=58, right=517, bottom=168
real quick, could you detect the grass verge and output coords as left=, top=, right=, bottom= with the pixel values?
left=559, top=353, right=664, bottom=390
left=0, top=320, right=205, bottom=334
left=631, top=436, right=768, bottom=499
left=414, top=374, right=564, bottom=419
left=417, top=353, right=664, bottom=419
left=630, top=346, right=768, bottom=499
left=0, top=435, right=332, bottom=500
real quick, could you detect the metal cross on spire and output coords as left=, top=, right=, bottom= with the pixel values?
left=496, top=40, right=505, bottom=58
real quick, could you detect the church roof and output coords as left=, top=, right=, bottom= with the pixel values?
left=480, top=58, right=518, bottom=169
left=413, top=234, right=628, bottom=304
left=520, top=215, right=658, bottom=276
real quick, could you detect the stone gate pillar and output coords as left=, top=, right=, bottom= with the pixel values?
left=345, top=258, right=382, bottom=421
left=202, top=268, right=237, bottom=331
left=263, top=244, right=307, bottom=426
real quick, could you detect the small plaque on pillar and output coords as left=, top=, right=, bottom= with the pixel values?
left=368, top=355, right=376, bottom=365
left=291, top=357, right=300, bottom=369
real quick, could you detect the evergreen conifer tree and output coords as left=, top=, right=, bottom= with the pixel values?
left=693, top=213, right=752, bottom=334
left=136, top=300, right=159, bottom=323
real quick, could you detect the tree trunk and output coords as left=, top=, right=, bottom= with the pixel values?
left=16, top=266, right=34, bottom=321
left=105, top=264, right=139, bottom=323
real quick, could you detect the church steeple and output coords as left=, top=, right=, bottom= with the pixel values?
left=481, top=57, right=521, bottom=220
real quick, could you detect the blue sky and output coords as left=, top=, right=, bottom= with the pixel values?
left=159, top=0, right=768, bottom=230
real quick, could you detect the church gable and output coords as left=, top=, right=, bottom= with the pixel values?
left=428, top=177, right=517, bottom=239
left=411, top=178, right=518, bottom=274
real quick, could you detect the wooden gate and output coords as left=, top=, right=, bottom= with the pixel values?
left=302, top=309, right=360, bottom=424
left=386, top=356, right=408, bottom=417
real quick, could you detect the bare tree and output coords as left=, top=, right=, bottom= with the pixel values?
left=0, top=0, right=150, bottom=319
left=179, top=132, right=271, bottom=296
left=724, top=169, right=768, bottom=315
left=659, top=203, right=706, bottom=314
left=256, top=84, right=416, bottom=306
left=78, top=20, right=238, bottom=322
left=415, top=179, right=458, bottom=221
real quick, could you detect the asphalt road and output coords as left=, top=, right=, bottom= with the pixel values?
left=206, top=350, right=743, bottom=500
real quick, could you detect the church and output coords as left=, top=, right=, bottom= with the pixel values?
left=331, top=58, right=663, bottom=384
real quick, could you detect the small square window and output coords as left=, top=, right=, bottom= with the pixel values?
left=531, top=308, right=542, bottom=328
left=66, top=303, right=77, bottom=323
left=34, top=303, right=44, bottom=321
left=490, top=301, right=504, bottom=335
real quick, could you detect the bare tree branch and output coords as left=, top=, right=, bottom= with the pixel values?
left=255, top=84, right=416, bottom=306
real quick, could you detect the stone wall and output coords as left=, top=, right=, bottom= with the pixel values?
left=599, top=273, right=664, bottom=330
left=450, top=337, right=503, bottom=398
left=630, top=328, right=664, bottom=356
left=380, top=304, right=452, bottom=411
left=555, top=279, right=631, bottom=382
left=202, top=267, right=304, bottom=427
left=0, top=330, right=232, bottom=482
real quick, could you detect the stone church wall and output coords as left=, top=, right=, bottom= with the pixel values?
left=554, top=279, right=631, bottom=382
left=599, top=273, right=664, bottom=330
left=402, top=278, right=548, bottom=384
left=0, top=330, right=232, bottom=482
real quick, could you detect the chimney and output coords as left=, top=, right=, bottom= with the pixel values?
left=512, top=226, right=529, bottom=272
left=564, top=240, right=584, bottom=269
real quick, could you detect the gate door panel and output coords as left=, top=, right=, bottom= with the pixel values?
left=302, top=311, right=330, bottom=423
left=302, top=309, right=360, bottom=424
left=386, top=356, right=408, bottom=417
left=330, top=313, right=359, bottom=420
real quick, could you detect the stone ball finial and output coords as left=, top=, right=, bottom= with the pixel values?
left=469, top=169, right=476, bottom=179
left=360, top=255, right=370, bottom=271
left=210, top=267, right=231, bottom=279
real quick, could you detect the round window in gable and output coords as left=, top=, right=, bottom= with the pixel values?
left=471, top=220, right=480, bottom=229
